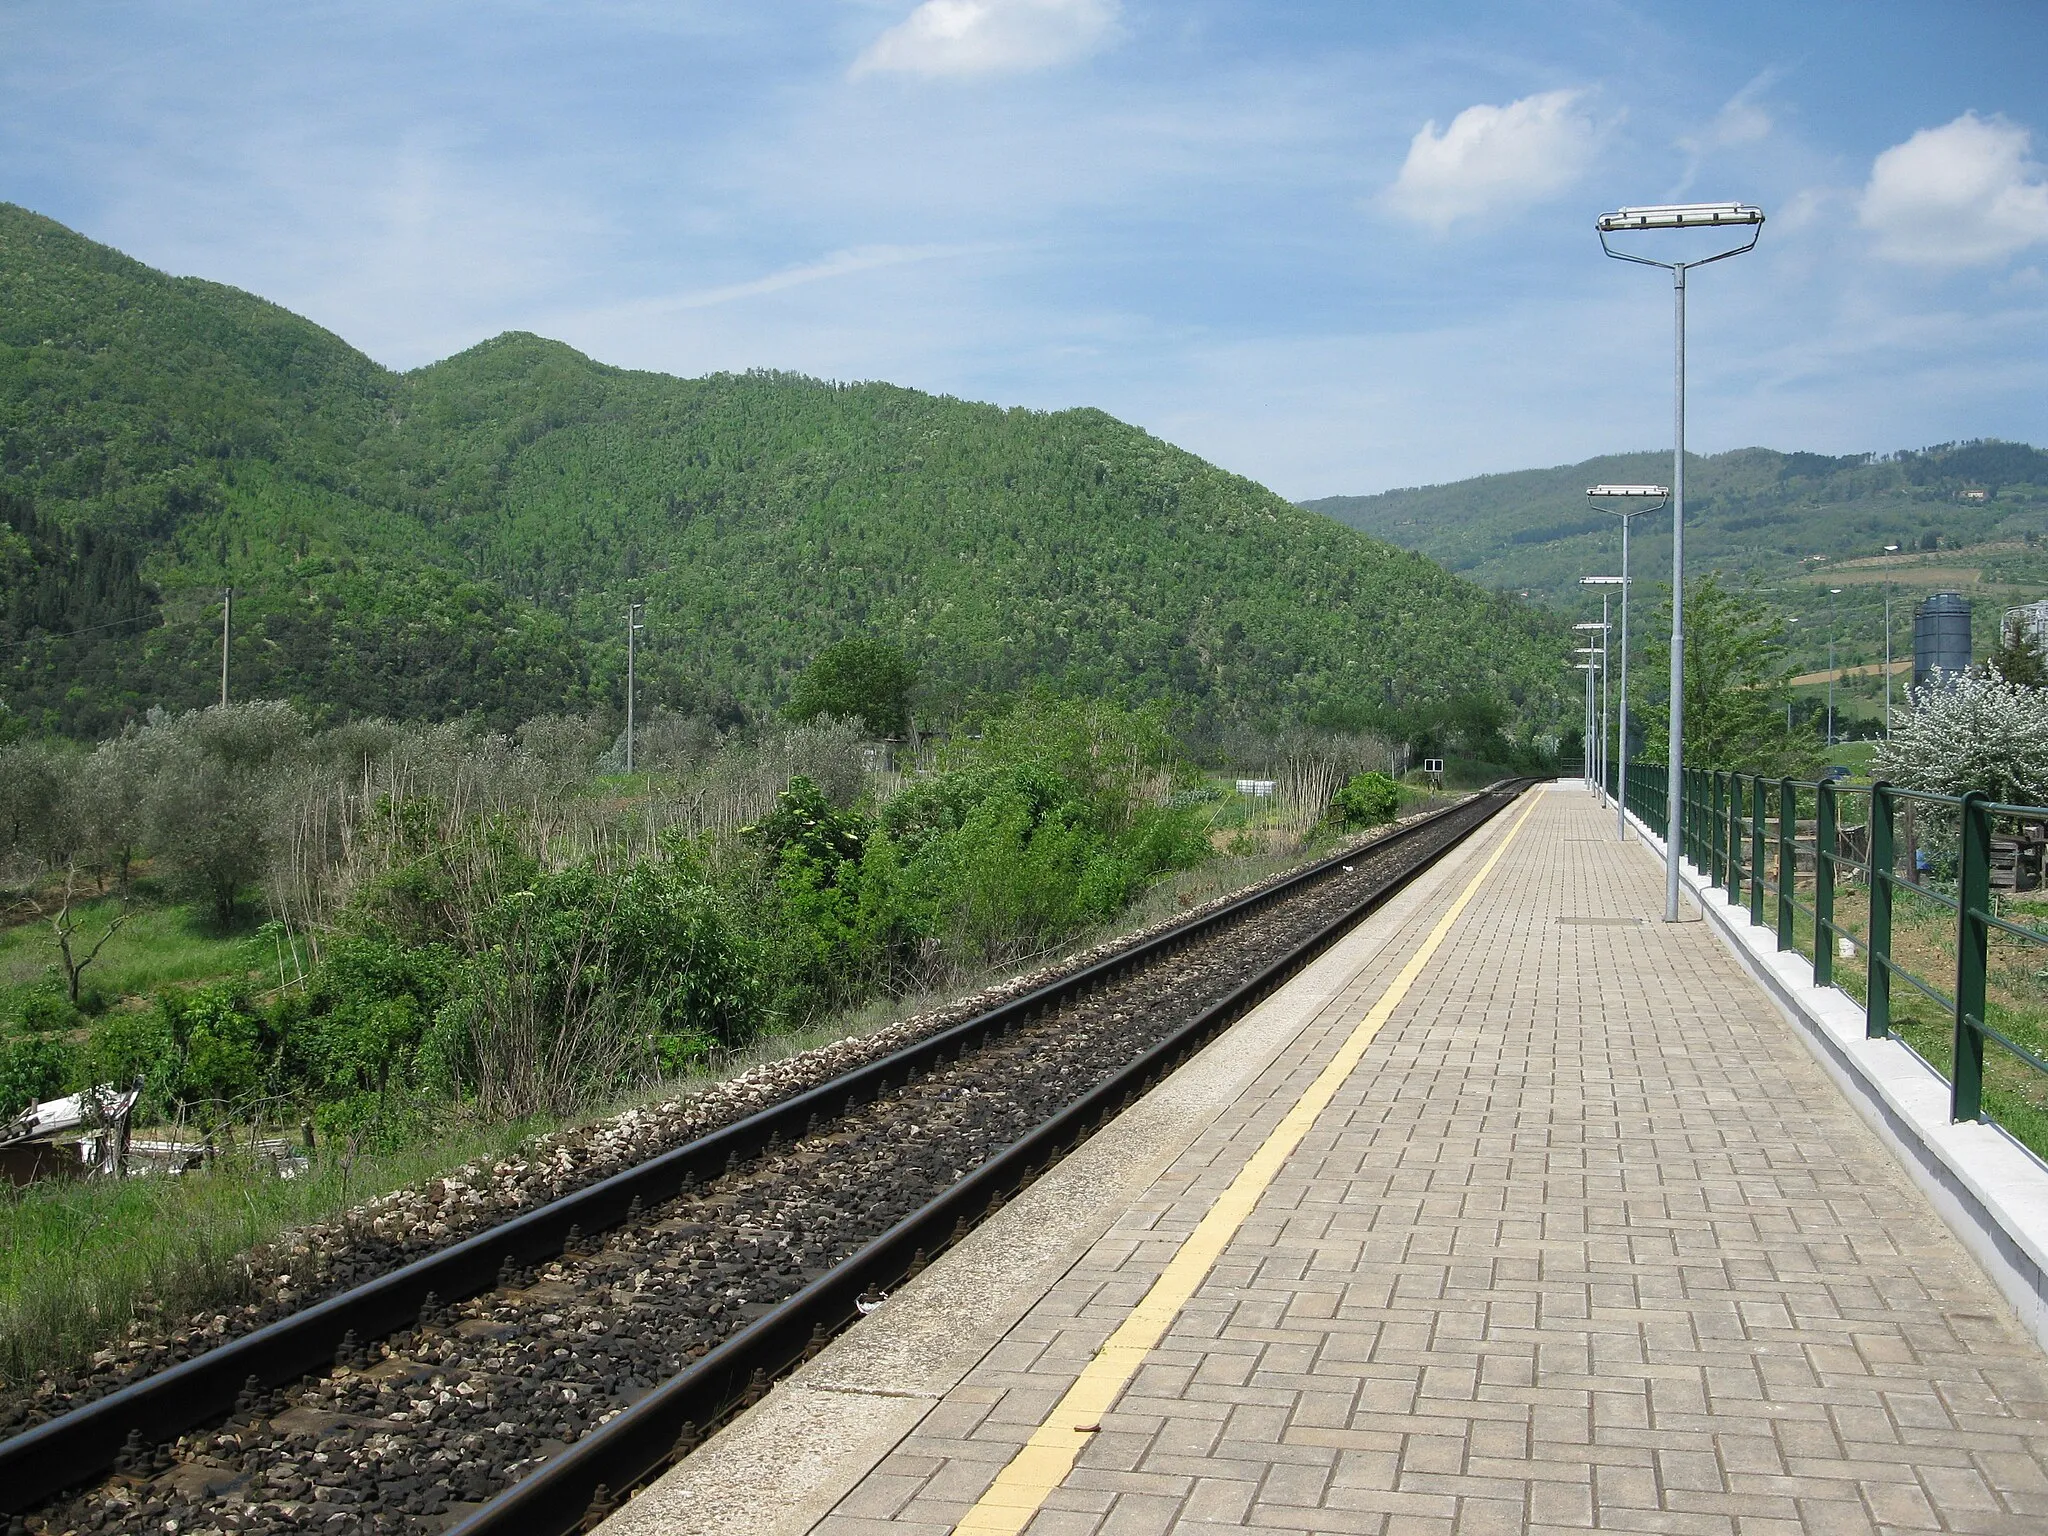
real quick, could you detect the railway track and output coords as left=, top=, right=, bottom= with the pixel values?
left=1, top=782, right=1529, bottom=1536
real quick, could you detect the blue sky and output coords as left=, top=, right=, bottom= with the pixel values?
left=4, top=1, right=2045, bottom=498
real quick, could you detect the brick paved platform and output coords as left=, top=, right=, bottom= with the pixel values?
left=807, top=784, right=2048, bottom=1536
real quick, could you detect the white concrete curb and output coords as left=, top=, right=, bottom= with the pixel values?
left=1612, top=793, right=2048, bottom=1351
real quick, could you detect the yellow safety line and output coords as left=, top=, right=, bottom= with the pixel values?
left=952, top=790, right=1543, bottom=1535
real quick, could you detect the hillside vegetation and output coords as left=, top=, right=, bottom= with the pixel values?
left=0, top=205, right=1568, bottom=740
left=1306, top=443, right=2048, bottom=603
left=1304, top=444, right=2048, bottom=709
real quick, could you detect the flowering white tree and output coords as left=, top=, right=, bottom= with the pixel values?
left=1875, top=670, right=2048, bottom=806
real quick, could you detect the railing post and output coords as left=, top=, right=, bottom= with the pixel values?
left=1777, top=777, right=1796, bottom=951
left=1727, top=772, right=1744, bottom=899
left=1867, top=782, right=1894, bottom=1038
left=1710, top=772, right=1725, bottom=889
left=1678, top=767, right=1690, bottom=860
left=1749, top=775, right=1767, bottom=926
left=1814, top=778, right=1837, bottom=987
left=1679, top=767, right=1691, bottom=862
left=1692, top=768, right=1705, bottom=868
left=1720, top=774, right=1736, bottom=897
left=1952, top=792, right=1992, bottom=1123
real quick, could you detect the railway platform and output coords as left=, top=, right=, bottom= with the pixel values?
left=606, top=782, right=2048, bottom=1536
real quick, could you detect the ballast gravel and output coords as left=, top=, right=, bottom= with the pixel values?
left=9, top=796, right=1498, bottom=1535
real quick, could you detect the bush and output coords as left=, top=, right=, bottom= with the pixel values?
left=1330, top=771, right=1401, bottom=829
left=17, top=987, right=82, bottom=1034
left=85, top=1010, right=176, bottom=1114
left=0, top=1031, right=79, bottom=1117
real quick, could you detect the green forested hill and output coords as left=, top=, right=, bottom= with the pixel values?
left=1301, top=445, right=2048, bottom=680
left=1, top=204, right=1570, bottom=738
left=1304, top=445, right=2048, bottom=604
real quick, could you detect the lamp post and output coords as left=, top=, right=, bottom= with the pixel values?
left=1826, top=587, right=1842, bottom=746
left=1599, top=598, right=1610, bottom=796
left=1573, top=642, right=1603, bottom=788
left=1586, top=487, right=1666, bottom=841
left=1574, top=618, right=1611, bottom=800
left=1883, top=544, right=1901, bottom=734
left=625, top=602, right=644, bottom=774
left=1597, top=202, right=1765, bottom=922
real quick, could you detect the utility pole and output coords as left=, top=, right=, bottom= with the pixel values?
left=625, top=602, right=644, bottom=774
left=1883, top=545, right=1900, bottom=734
left=220, top=586, right=232, bottom=707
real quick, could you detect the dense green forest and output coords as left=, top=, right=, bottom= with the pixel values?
left=0, top=204, right=1569, bottom=741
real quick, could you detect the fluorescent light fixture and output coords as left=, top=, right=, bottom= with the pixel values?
left=1596, top=203, right=1764, bottom=232
left=1581, top=575, right=1626, bottom=585
left=1586, top=484, right=1670, bottom=499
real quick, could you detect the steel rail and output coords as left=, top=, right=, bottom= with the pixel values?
left=446, top=780, right=1528, bottom=1536
left=0, top=782, right=1529, bottom=1518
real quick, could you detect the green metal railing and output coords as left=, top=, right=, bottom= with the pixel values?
left=1621, top=762, right=2048, bottom=1135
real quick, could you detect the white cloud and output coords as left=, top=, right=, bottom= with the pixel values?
left=1383, top=89, right=1598, bottom=232
left=851, top=0, right=1120, bottom=79
left=1860, top=112, right=2048, bottom=267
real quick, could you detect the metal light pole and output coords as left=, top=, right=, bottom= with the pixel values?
left=1883, top=545, right=1900, bottom=734
left=625, top=602, right=644, bottom=774
left=1589, top=598, right=1605, bottom=798
left=1587, top=489, right=1666, bottom=840
left=1598, top=202, right=1765, bottom=921
left=1573, top=642, right=1603, bottom=787
left=1826, top=587, right=1842, bottom=746
left=1574, top=619, right=1611, bottom=798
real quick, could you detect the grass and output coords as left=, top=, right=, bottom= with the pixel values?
left=0, top=893, right=261, bottom=1019
left=0, top=822, right=1393, bottom=1386
left=1823, top=740, right=1880, bottom=776
left=0, top=1119, right=547, bottom=1387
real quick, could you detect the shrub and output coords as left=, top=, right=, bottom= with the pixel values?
left=85, top=1010, right=176, bottom=1114
left=1330, top=771, right=1401, bottom=829
left=18, top=987, right=82, bottom=1034
left=0, top=1031, right=79, bottom=1117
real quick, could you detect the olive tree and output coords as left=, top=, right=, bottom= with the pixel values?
left=0, top=738, right=83, bottom=877
left=143, top=702, right=309, bottom=925
left=1875, top=671, right=2048, bottom=806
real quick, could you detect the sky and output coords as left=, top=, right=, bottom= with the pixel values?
left=3, top=1, right=2046, bottom=499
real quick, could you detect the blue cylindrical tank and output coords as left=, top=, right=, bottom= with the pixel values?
left=1913, top=592, right=1972, bottom=688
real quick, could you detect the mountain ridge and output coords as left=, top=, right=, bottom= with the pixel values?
left=0, top=205, right=1570, bottom=739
